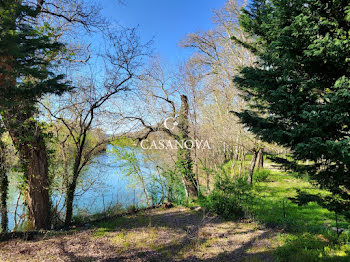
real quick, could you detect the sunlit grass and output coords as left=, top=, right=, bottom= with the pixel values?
left=239, top=170, right=350, bottom=261
left=249, top=171, right=348, bottom=233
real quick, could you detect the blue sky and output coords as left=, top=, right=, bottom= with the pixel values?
left=102, top=0, right=228, bottom=63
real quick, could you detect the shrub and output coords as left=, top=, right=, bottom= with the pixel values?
left=162, top=168, right=187, bottom=205
left=199, top=167, right=253, bottom=219
left=127, top=204, right=137, bottom=213
left=214, top=168, right=251, bottom=198
left=199, top=190, right=245, bottom=219
left=72, top=208, right=90, bottom=224
left=254, top=169, right=271, bottom=182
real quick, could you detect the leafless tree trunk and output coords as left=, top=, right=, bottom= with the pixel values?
left=248, top=151, right=258, bottom=184
left=0, top=139, right=8, bottom=232
left=256, top=148, right=264, bottom=170
left=239, top=149, right=246, bottom=177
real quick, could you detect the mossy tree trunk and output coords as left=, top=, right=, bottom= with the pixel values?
left=176, top=95, right=198, bottom=198
left=2, top=113, right=51, bottom=230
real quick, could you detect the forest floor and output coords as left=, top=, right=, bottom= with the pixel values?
left=0, top=206, right=280, bottom=261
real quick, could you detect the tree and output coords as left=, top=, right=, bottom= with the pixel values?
left=234, top=0, right=350, bottom=213
left=124, top=58, right=199, bottom=198
left=0, top=122, right=8, bottom=232
left=176, top=95, right=199, bottom=198
left=47, top=120, right=107, bottom=224
left=181, top=0, right=272, bottom=182
left=111, top=138, right=151, bottom=207
left=126, top=93, right=199, bottom=199
left=43, top=27, right=149, bottom=225
left=0, top=0, right=70, bottom=229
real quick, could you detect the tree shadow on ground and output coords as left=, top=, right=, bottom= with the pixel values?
left=2, top=207, right=349, bottom=261
left=52, top=208, right=278, bottom=261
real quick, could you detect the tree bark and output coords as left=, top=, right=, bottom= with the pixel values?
left=64, top=174, right=77, bottom=227
left=249, top=151, right=258, bottom=184
left=1, top=55, right=50, bottom=230
left=64, top=151, right=82, bottom=226
left=3, top=115, right=51, bottom=229
left=176, top=95, right=198, bottom=198
left=256, top=148, right=264, bottom=170
left=0, top=141, right=8, bottom=232
left=23, top=141, right=50, bottom=229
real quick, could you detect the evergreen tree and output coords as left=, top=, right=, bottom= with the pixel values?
left=234, top=0, right=350, bottom=214
left=0, top=0, right=70, bottom=229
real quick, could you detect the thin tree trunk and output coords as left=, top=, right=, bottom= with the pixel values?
left=242, top=153, right=246, bottom=175
left=0, top=141, right=8, bottom=232
left=231, top=146, right=237, bottom=177
left=192, top=95, right=200, bottom=194
left=249, top=151, right=258, bottom=184
left=238, top=149, right=243, bottom=176
left=206, top=169, right=210, bottom=193
left=203, top=158, right=210, bottom=193
left=256, top=148, right=264, bottom=170
left=64, top=141, right=85, bottom=226
left=139, top=174, right=149, bottom=207
left=240, top=150, right=247, bottom=177
left=64, top=176, right=77, bottom=227
left=64, top=159, right=80, bottom=226
left=182, top=176, right=189, bottom=204
left=64, top=125, right=89, bottom=226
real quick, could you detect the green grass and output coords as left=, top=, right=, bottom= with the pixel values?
left=222, top=155, right=274, bottom=177
left=216, top=159, right=349, bottom=234
left=250, top=172, right=347, bottom=233
left=275, top=233, right=350, bottom=262
left=214, top=162, right=350, bottom=260
left=243, top=171, right=350, bottom=261
left=93, top=211, right=149, bottom=232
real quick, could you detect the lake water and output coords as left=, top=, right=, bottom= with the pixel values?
left=7, top=145, right=155, bottom=231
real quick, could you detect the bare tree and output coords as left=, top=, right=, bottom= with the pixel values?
left=42, top=28, right=149, bottom=225
left=120, top=57, right=200, bottom=198
left=179, top=0, right=268, bottom=181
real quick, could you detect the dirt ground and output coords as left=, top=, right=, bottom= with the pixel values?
left=0, top=207, right=280, bottom=261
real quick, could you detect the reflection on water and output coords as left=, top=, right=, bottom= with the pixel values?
left=7, top=145, right=153, bottom=231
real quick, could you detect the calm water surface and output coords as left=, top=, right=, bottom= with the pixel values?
left=7, top=145, right=153, bottom=230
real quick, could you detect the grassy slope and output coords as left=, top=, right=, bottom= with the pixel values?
left=243, top=170, right=350, bottom=261
left=251, top=171, right=348, bottom=232
left=223, top=157, right=348, bottom=231
left=220, top=157, right=350, bottom=261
